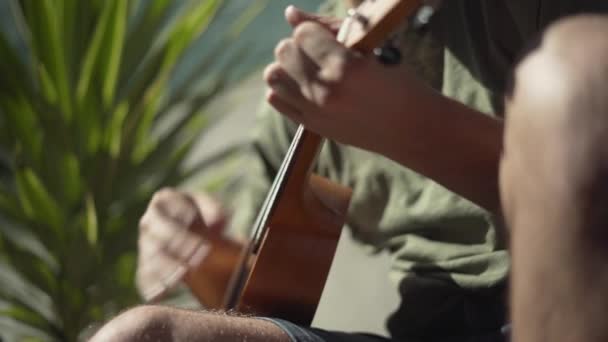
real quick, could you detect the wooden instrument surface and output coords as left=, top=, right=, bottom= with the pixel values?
left=184, top=0, right=425, bottom=325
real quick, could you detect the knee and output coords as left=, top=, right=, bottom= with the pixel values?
left=506, top=14, right=608, bottom=174
left=90, top=306, right=174, bottom=342
left=513, top=15, right=608, bottom=118
left=501, top=15, right=608, bottom=225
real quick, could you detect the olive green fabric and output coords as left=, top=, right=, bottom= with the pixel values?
left=224, top=1, right=608, bottom=339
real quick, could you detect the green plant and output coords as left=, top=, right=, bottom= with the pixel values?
left=0, top=0, right=266, bottom=340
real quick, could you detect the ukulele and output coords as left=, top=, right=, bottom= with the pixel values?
left=185, top=0, right=425, bottom=326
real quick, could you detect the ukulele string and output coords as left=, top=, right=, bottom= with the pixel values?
left=248, top=3, right=368, bottom=250
left=227, top=0, right=434, bottom=310
left=250, top=126, right=305, bottom=251
left=230, top=9, right=362, bottom=304
left=225, top=127, right=305, bottom=309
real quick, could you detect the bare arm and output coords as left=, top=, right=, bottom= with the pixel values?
left=381, top=90, right=503, bottom=213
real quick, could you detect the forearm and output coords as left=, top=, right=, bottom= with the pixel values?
left=379, top=90, right=503, bottom=213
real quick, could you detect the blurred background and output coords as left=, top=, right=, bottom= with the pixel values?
left=0, top=0, right=323, bottom=340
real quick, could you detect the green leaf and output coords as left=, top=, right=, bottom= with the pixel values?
left=59, top=152, right=83, bottom=205
left=37, top=64, right=58, bottom=105
left=75, top=0, right=115, bottom=106
left=0, top=263, right=57, bottom=328
left=15, top=168, right=63, bottom=233
left=0, top=215, right=58, bottom=272
left=161, top=0, right=221, bottom=72
left=100, top=0, right=128, bottom=108
left=130, top=80, right=165, bottom=163
left=105, top=101, right=129, bottom=158
left=0, top=305, right=51, bottom=333
left=31, top=0, right=73, bottom=121
left=117, top=0, right=173, bottom=94
left=1, top=0, right=267, bottom=338
left=0, top=305, right=55, bottom=341
left=0, top=193, right=57, bottom=254
left=60, top=0, right=79, bottom=85
left=84, top=194, right=98, bottom=246
left=0, top=239, right=58, bottom=311
left=115, top=253, right=136, bottom=289
left=0, top=94, right=43, bottom=167
left=0, top=188, right=24, bottom=221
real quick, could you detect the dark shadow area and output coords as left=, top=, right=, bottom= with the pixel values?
left=387, top=272, right=507, bottom=341
left=435, top=1, right=608, bottom=115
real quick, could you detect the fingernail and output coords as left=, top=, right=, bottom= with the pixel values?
left=285, top=5, right=296, bottom=15
left=285, top=5, right=300, bottom=23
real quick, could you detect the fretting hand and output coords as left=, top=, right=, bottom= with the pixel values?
left=264, top=6, right=438, bottom=155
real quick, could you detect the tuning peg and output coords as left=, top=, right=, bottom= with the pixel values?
left=411, top=1, right=442, bottom=31
left=373, top=40, right=402, bottom=66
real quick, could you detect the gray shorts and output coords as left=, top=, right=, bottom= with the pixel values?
left=263, top=318, right=511, bottom=342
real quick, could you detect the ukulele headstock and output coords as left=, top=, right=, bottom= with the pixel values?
left=338, top=0, right=424, bottom=51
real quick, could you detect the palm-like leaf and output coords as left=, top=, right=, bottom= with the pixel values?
left=0, top=0, right=268, bottom=340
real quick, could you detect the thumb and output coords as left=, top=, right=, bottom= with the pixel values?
left=285, top=6, right=342, bottom=34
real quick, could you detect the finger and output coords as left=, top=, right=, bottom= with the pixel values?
left=137, top=235, right=210, bottom=300
left=138, top=229, right=162, bottom=259
left=264, top=62, right=314, bottom=111
left=266, top=89, right=305, bottom=126
left=142, top=207, right=188, bottom=241
left=139, top=188, right=179, bottom=231
left=140, top=190, right=210, bottom=264
left=274, top=38, right=319, bottom=92
left=136, top=257, right=187, bottom=301
left=136, top=243, right=186, bottom=299
left=153, top=190, right=204, bottom=229
left=137, top=247, right=185, bottom=281
left=294, top=22, right=355, bottom=70
left=165, top=230, right=207, bottom=264
left=140, top=215, right=207, bottom=264
left=285, top=5, right=342, bottom=34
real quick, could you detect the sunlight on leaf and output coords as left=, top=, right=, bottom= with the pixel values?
left=60, top=152, right=83, bottom=205
left=106, top=101, right=129, bottom=157
left=85, top=193, right=98, bottom=246
left=15, top=169, right=63, bottom=233
left=75, top=0, right=115, bottom=106
left=101, top=0, right=128, bottom=108
left=37, top=64, right=58, bottom=105
left=37, top=0, right=73, bottom=121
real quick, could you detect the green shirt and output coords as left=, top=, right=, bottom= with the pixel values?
left=226, top=1, right=608, bottom=339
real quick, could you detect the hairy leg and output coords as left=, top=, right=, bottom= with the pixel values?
left=501, top=14, right=608, bottom=342
left=89, top=306, right=291, bottom=342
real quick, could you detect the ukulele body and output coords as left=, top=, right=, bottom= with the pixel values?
left=236, top=174, right=352, bottom=325
left=184, top=0, right=424, bottom=326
